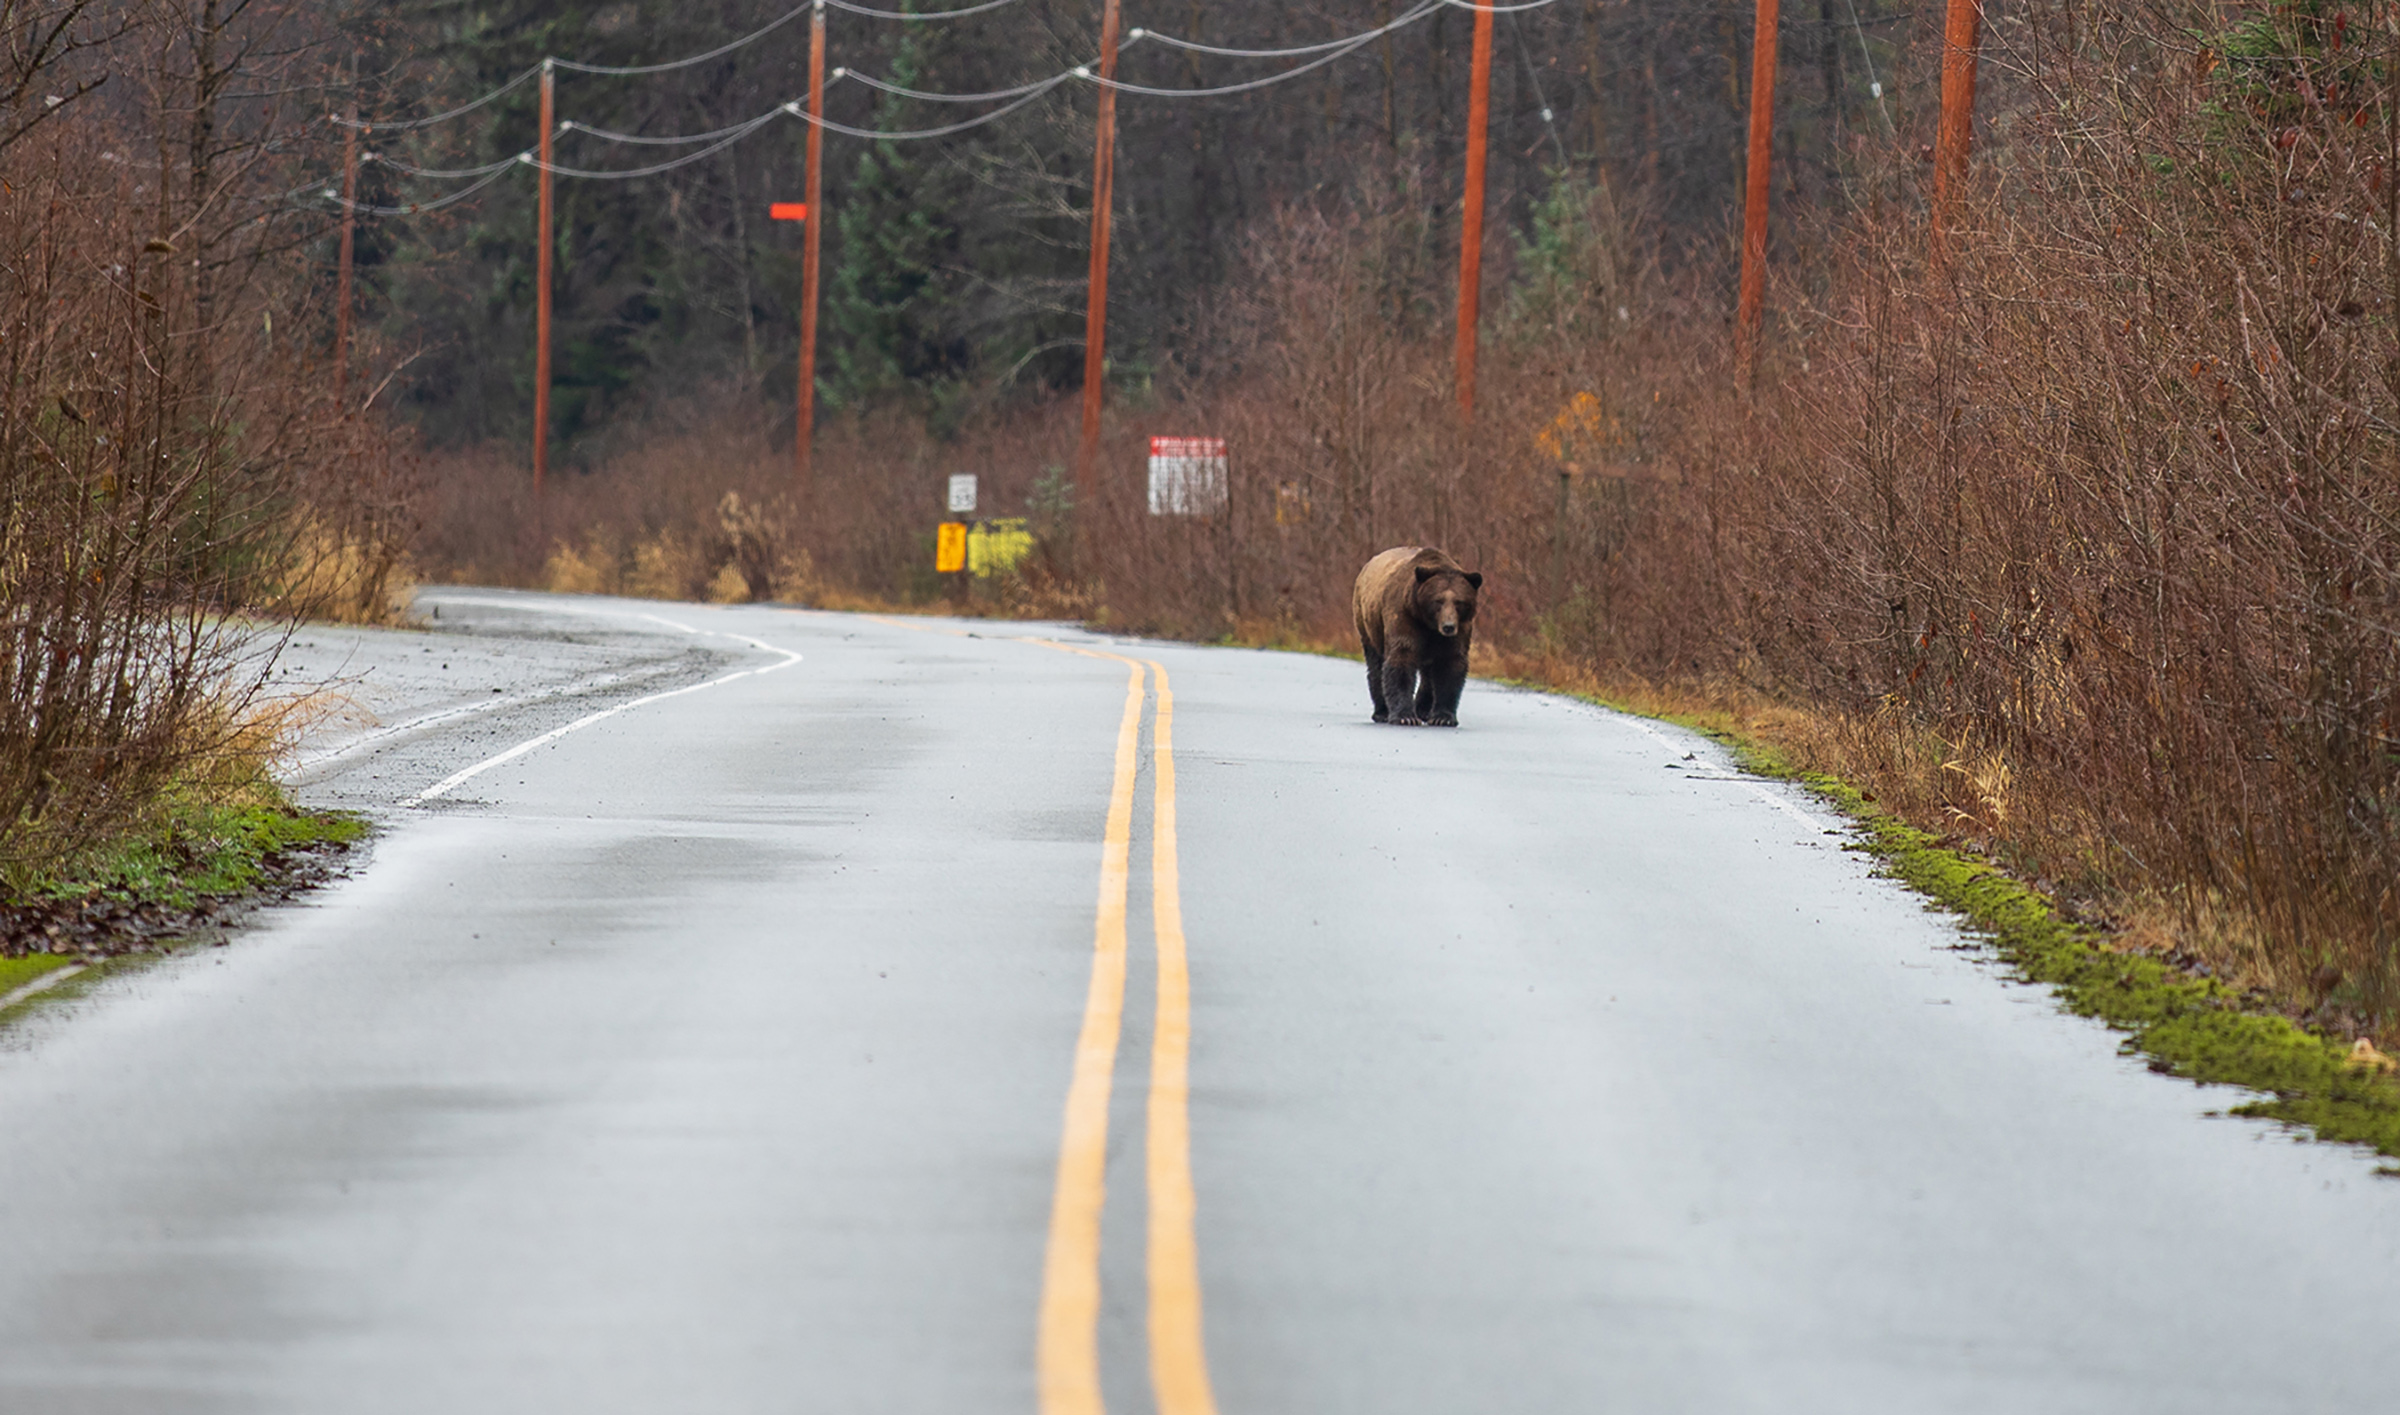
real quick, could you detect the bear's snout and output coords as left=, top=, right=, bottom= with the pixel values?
left=1438, top=619, right=1458, bottom=636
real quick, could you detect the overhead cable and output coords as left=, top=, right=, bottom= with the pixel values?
left=320, top=0, right=1517, bottom=209
left=560, top=112, right=774, bottom=145
left=523, top=111, right=786, bottom=178
left=836, top=65, right=1068, bottom=103
left=1841, top=0, right=1898, bottom=135
left=1508, top=11, right=1567, bottom=164
left=1129, top=3, right=1438, bottom=60
left=822, top=0, right=1027, bottom=19
left=1086, top=8, right=1437, bottom=99
left=323, top=163, right=518, bottom=215
left=330, top=67, right=1064, bottom=200
left=338, top=0, right=1027, bottom=133
left=364, top=151, right=523, bottom=179
left=784, top=76, right=1071, bottom=140
left=832, top=30, right=1146, bottom=104
left=336, top=64, right=540, bottom=133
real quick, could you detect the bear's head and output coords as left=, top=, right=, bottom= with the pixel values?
left=1413, top=563, right=1484, bottom=638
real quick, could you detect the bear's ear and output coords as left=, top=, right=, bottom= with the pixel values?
left=1465, top=571, right=1484, bottom=590
left=1414, top=565, right=1436, bottom=583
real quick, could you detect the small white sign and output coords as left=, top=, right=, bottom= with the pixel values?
left=947, top=473, right=978, bottom=514
left=1148, top=437, right=1228, bottom=516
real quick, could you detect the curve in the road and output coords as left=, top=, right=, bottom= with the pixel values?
left=405, top=601, right=804, bottom=805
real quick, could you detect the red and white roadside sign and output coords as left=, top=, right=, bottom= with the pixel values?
left=1147, top=436, right=1228, bottom=516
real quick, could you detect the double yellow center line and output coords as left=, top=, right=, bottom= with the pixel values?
left=1026, top=644, right=1218, bottom=1415
left=859, top=617, right=1216, bottom=1412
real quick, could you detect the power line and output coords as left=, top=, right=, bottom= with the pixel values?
left=823, top=0, right=1029, bottom=19
left=365, top=151, right=521, bottom=179
left=1129, top=5, right=1436, bottom=60
left=1842, top=0, right=1898, bottom=136
left=338, top=64, right=540, bottom=133
left=835, top=64, right=1079, bottom=104
left=325, top=1, right=1562, bottom=208
left=1508, top=10, right=1567, bottom=165
left=323, top=163, right=518, bottom=215
left=560, top=113, right=775, bottom=146
left=783, top=76, right=1072, bottom=140
left=339, top=71, right=1071, bottom=201
left=522, top=111, right=788, bottom=178
left=1087, top=6, right=1441, bottom=99
left=338, top=0, right=1030, bottom=133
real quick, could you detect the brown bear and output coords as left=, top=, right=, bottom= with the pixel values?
left=1352, top=546, right=1483, bottom=726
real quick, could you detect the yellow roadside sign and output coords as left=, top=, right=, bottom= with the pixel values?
left=967, top=517, right=1034, bottom=578
left=935, top=521, right=968, bottom=573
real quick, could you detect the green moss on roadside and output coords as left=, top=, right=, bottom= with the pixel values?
left=1486, top=675, right=2400, bottom=1159
left=0, top=954, right=76, bottom=996
left=20, top=797, right=365, bottom=912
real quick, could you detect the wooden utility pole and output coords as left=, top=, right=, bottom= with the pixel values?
left=1735, top=0, right=1778, bottom=390
left=798, top=0, right=826, bottom=491
left=335, top=110, right=358, bottom=409
left=1076, top=0, right=1124, bottom=512
left=534, top=59, right=555, bottom=497
left=1454, top=0, right=1494, bottom=417
left=1929, top=0, right=1982, bottom=271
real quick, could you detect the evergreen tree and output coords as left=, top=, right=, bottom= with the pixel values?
left=823, top=19, right=969, bottom=414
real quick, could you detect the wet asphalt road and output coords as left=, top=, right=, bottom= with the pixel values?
left=1, top=589, right=2396, bottom=1414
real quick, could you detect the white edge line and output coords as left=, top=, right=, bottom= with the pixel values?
left=1, top=964, right=89, bottom=1011
left=1616, top=709, right=1836, bottom=834
left=401, top=598, right=804, bottom=807
left=286, top=666, right=678, bottom=774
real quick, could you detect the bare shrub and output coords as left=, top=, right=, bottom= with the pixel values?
left=0, top=4, right=422, bottom=886
left=0, top=125, right=298, bottom=880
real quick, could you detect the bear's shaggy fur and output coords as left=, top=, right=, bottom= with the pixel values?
left=1352, top=546, right=1483, bottom=726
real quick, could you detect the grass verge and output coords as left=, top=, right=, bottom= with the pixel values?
left=3, top=792, right=367, bottom=988
left=27, top=798, right=366, bottom=909
left=0, top=952, right=77, bottom=997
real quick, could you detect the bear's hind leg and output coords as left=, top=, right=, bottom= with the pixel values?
left=1363, top=643, right=1389, bottom=722
left=1382, top=659, right=1422, bottom=725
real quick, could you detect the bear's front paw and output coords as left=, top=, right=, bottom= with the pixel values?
left=1427, top=712, right=1458, bottom=726
left=1389, top=712, right=1422, bottom=726
left=1371, top=710, right=1390, bottom=723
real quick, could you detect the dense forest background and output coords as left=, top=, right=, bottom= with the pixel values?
left=345, top=0, right=1914, bottom=456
